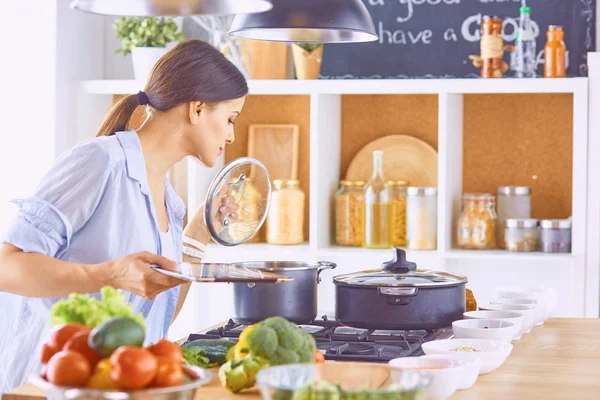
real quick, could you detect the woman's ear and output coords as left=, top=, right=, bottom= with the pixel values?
left=188, top=101, right=204, bottom=125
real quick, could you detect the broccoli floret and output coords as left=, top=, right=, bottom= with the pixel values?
left=248, top=316, right=316, bottom=365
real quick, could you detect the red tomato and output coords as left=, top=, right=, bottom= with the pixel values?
left=49, top=323, right=92, bottom=350
left=46, top=350, right=91, bottom=387
left=151, top=357, right=184, bottom=388
left=40, top=342, right=60, bottom=364
left=63, top=331, right=102, bottom=368
left=147, top=340, right=183, bottom=364
left=110, top=346, right=158, bottom=390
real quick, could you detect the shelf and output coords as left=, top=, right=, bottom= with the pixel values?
left=79, top=77, right=587, bottom=96
left=203, top=242, right=312, bottom=263
left=444, top=249, right=575, bottom=261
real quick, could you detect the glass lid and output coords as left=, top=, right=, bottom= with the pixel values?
left=333, top=248, right=467, bottom=288
left=204, top=157, right=272, bottom=246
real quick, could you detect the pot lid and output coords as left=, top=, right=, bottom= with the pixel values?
left=204, top=157, right=271, bottom=246
left=333, top=248, right=467, bottom=288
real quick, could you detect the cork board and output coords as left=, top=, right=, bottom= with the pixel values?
left=226, top=95, right=311, bottom=242
left=463, top=94, right=573, bottom=220
left=341, top=95, right=439, bottom=179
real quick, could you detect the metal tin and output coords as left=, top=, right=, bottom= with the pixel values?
left=407, top=187, right=438, bottom=196
left=506, top=218, right=539, bottom=228
left=540, top=219, right=572, bottom=229
left=498, top=186, right=531, bottom=196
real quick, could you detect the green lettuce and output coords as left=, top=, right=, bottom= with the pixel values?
left=50, top=286, right=146, bottom=329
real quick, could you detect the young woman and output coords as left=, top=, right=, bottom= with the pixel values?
left=0, top=39, right=247, bottom=391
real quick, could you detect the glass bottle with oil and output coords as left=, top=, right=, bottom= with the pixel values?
left=364, top=150, right=392, bottom=248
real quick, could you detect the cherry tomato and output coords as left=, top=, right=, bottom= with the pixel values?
left=315, top=349, right=325, bottom=363
left=50, top=323, right=92, bottom=350
left=46, top=350, right=91, bottom=387
left=110, top=346, right=158, bottom=390
left=63, top=331, right=102, bottom=369
left=40, top=342, right=60, bottom=364
left=147, top=340, right=183, bottom=364
left=151, top=357, right=184, bottom=388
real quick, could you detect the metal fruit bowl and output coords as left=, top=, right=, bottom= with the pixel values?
left=29, top=366, right=213, bottom=400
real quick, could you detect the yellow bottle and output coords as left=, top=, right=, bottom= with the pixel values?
left=364, top=150, right=392, bottom=248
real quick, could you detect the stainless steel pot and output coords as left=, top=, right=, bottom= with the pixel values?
left=232, top=261, right=336, bottom=324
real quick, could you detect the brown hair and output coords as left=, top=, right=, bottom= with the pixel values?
left=96, top=39, right=249, bottom=137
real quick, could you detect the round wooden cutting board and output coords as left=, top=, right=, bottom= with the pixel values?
left=346, top=135, right=438, bottom=186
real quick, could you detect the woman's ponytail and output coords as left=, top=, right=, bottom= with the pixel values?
left=95, top=94, right=141, bottom=137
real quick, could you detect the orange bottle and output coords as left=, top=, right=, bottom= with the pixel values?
left=480, top=16, right=504, bottom=78
left=544, top=25, right=567, bottom=78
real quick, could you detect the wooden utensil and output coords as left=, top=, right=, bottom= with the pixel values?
left=346, top=134, right=438, bottom=186
left=248, top=124, right=300, bottom=180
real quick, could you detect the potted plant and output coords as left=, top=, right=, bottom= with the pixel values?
left=291, top=43, right=324, bottom=80
left=114, top=17, right=185, bottom=80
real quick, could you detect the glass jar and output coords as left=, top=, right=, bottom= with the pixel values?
left=364, top=150, right=392, bottom=249
left=540, top=219, right=571, bottom=253
left=389, top=180, right=409, bottom=247
left=406, top=187, right=437, bottom=250
left=266, top=179, right=305, bottom=245
left=480, top=16, right=504, bottom=78
left=505, top=218, right=539, bottom=252
left=544, top=25, right=567, bottom=78
left=496, top=186, right=531, bottom=249
left=335, top=180, right=365, bottom=246
left=457, top=193, right=497, bottom=249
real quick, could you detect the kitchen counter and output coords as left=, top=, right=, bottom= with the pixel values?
left=4, top=318, right=600, bottom=400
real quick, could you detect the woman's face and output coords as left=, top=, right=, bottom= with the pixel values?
left=188, top=96, right=246, bottom=167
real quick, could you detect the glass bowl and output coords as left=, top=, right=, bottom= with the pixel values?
left=256, top=362, right=430, bottom=399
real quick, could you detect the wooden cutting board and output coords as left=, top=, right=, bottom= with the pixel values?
left=346, top=135, right=438, bottom=186
left=248, top=124, right=300, bottom=181
left=239, top=40, right=290, bottom=79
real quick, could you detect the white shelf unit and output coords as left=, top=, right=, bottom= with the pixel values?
left=78, top=76, right=595, bottom=327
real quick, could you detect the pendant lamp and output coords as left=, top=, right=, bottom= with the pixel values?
left=70, top=0, right=273, bottom=16
left=228, top=0, right=378, bottom=43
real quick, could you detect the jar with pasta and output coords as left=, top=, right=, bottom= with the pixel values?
left=335, top=180, right=365, bottom=246
left=457, top=193, right=497, bottom=249
left=229, top=178, right=261, bottom=243
left=266, top=179, right=305, bottom=245
left=389, top=180, right=409, bottom=247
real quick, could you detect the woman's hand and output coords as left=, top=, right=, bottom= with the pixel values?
left=186, top=182, right=240, bottom=239
left=103, top=252, right=186, bottom=299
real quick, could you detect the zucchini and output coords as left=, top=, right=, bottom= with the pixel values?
left=182, top=339, right=236, bottom=365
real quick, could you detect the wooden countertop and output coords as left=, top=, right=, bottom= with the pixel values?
left=5, top=318, right=600, bottom=400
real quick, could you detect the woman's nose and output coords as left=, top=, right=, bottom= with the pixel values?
left=226, top=131, right=235, bottom=144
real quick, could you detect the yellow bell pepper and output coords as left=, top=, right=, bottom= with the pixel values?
left=234, top=324, right=255, bottom=360
left=87, top=358, right=118, bottom=390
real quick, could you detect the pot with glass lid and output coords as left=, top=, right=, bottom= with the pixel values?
left=333, top=248, right=467, bottom=330
left=151, top=157, right=336, bottom=324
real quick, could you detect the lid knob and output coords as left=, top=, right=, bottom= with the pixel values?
left=382, top=248, right=417, bottom=273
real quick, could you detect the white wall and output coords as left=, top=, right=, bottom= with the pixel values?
left=0, top=1, right=58, bottom=233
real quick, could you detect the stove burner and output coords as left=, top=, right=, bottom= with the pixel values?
left=342, top=343, right=375, bottom=355
left=184, top=316, right=453, bottom=363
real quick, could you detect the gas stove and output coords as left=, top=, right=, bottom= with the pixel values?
left=184, top=315, right=454, bottom=363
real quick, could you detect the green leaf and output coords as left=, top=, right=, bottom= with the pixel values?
left=113, top=16, right=184, bottom=56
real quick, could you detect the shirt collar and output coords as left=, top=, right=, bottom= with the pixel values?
left=115, top=129, right=150, bottom=196
left=115, top=129, right=186, bottom=221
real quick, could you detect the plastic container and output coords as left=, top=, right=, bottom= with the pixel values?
left=389, top=180, right=409, bottom=247
left=335, top=180, right=365, bottom=246
left=539, top=219, right=571, bottom=253
left=266, top=179, right=304, bottom=245
left=505, top=218, right=539, bottom=252
left=406, top=187, right=438, bottom=250
left=497, top=186, right=531, bottom=249
left=515, top=6, right=537, bottom=78
left=457, top=193, right=497, bottom=249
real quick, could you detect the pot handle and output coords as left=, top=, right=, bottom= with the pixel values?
left=377, top=287, right=419, bottom=306
left=316, top=261, right=337, bottom=284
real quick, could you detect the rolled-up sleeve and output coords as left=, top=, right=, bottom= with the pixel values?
left=3, top=140, right=111, bottom=258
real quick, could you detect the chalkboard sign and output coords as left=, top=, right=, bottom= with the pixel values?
left=320, top=0, right=595, bottom=79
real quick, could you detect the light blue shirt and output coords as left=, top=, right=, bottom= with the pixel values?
left=0, top=130, right=185, bottom=392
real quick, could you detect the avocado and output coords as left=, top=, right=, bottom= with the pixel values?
left=88, top=316, right=145, bottom=356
